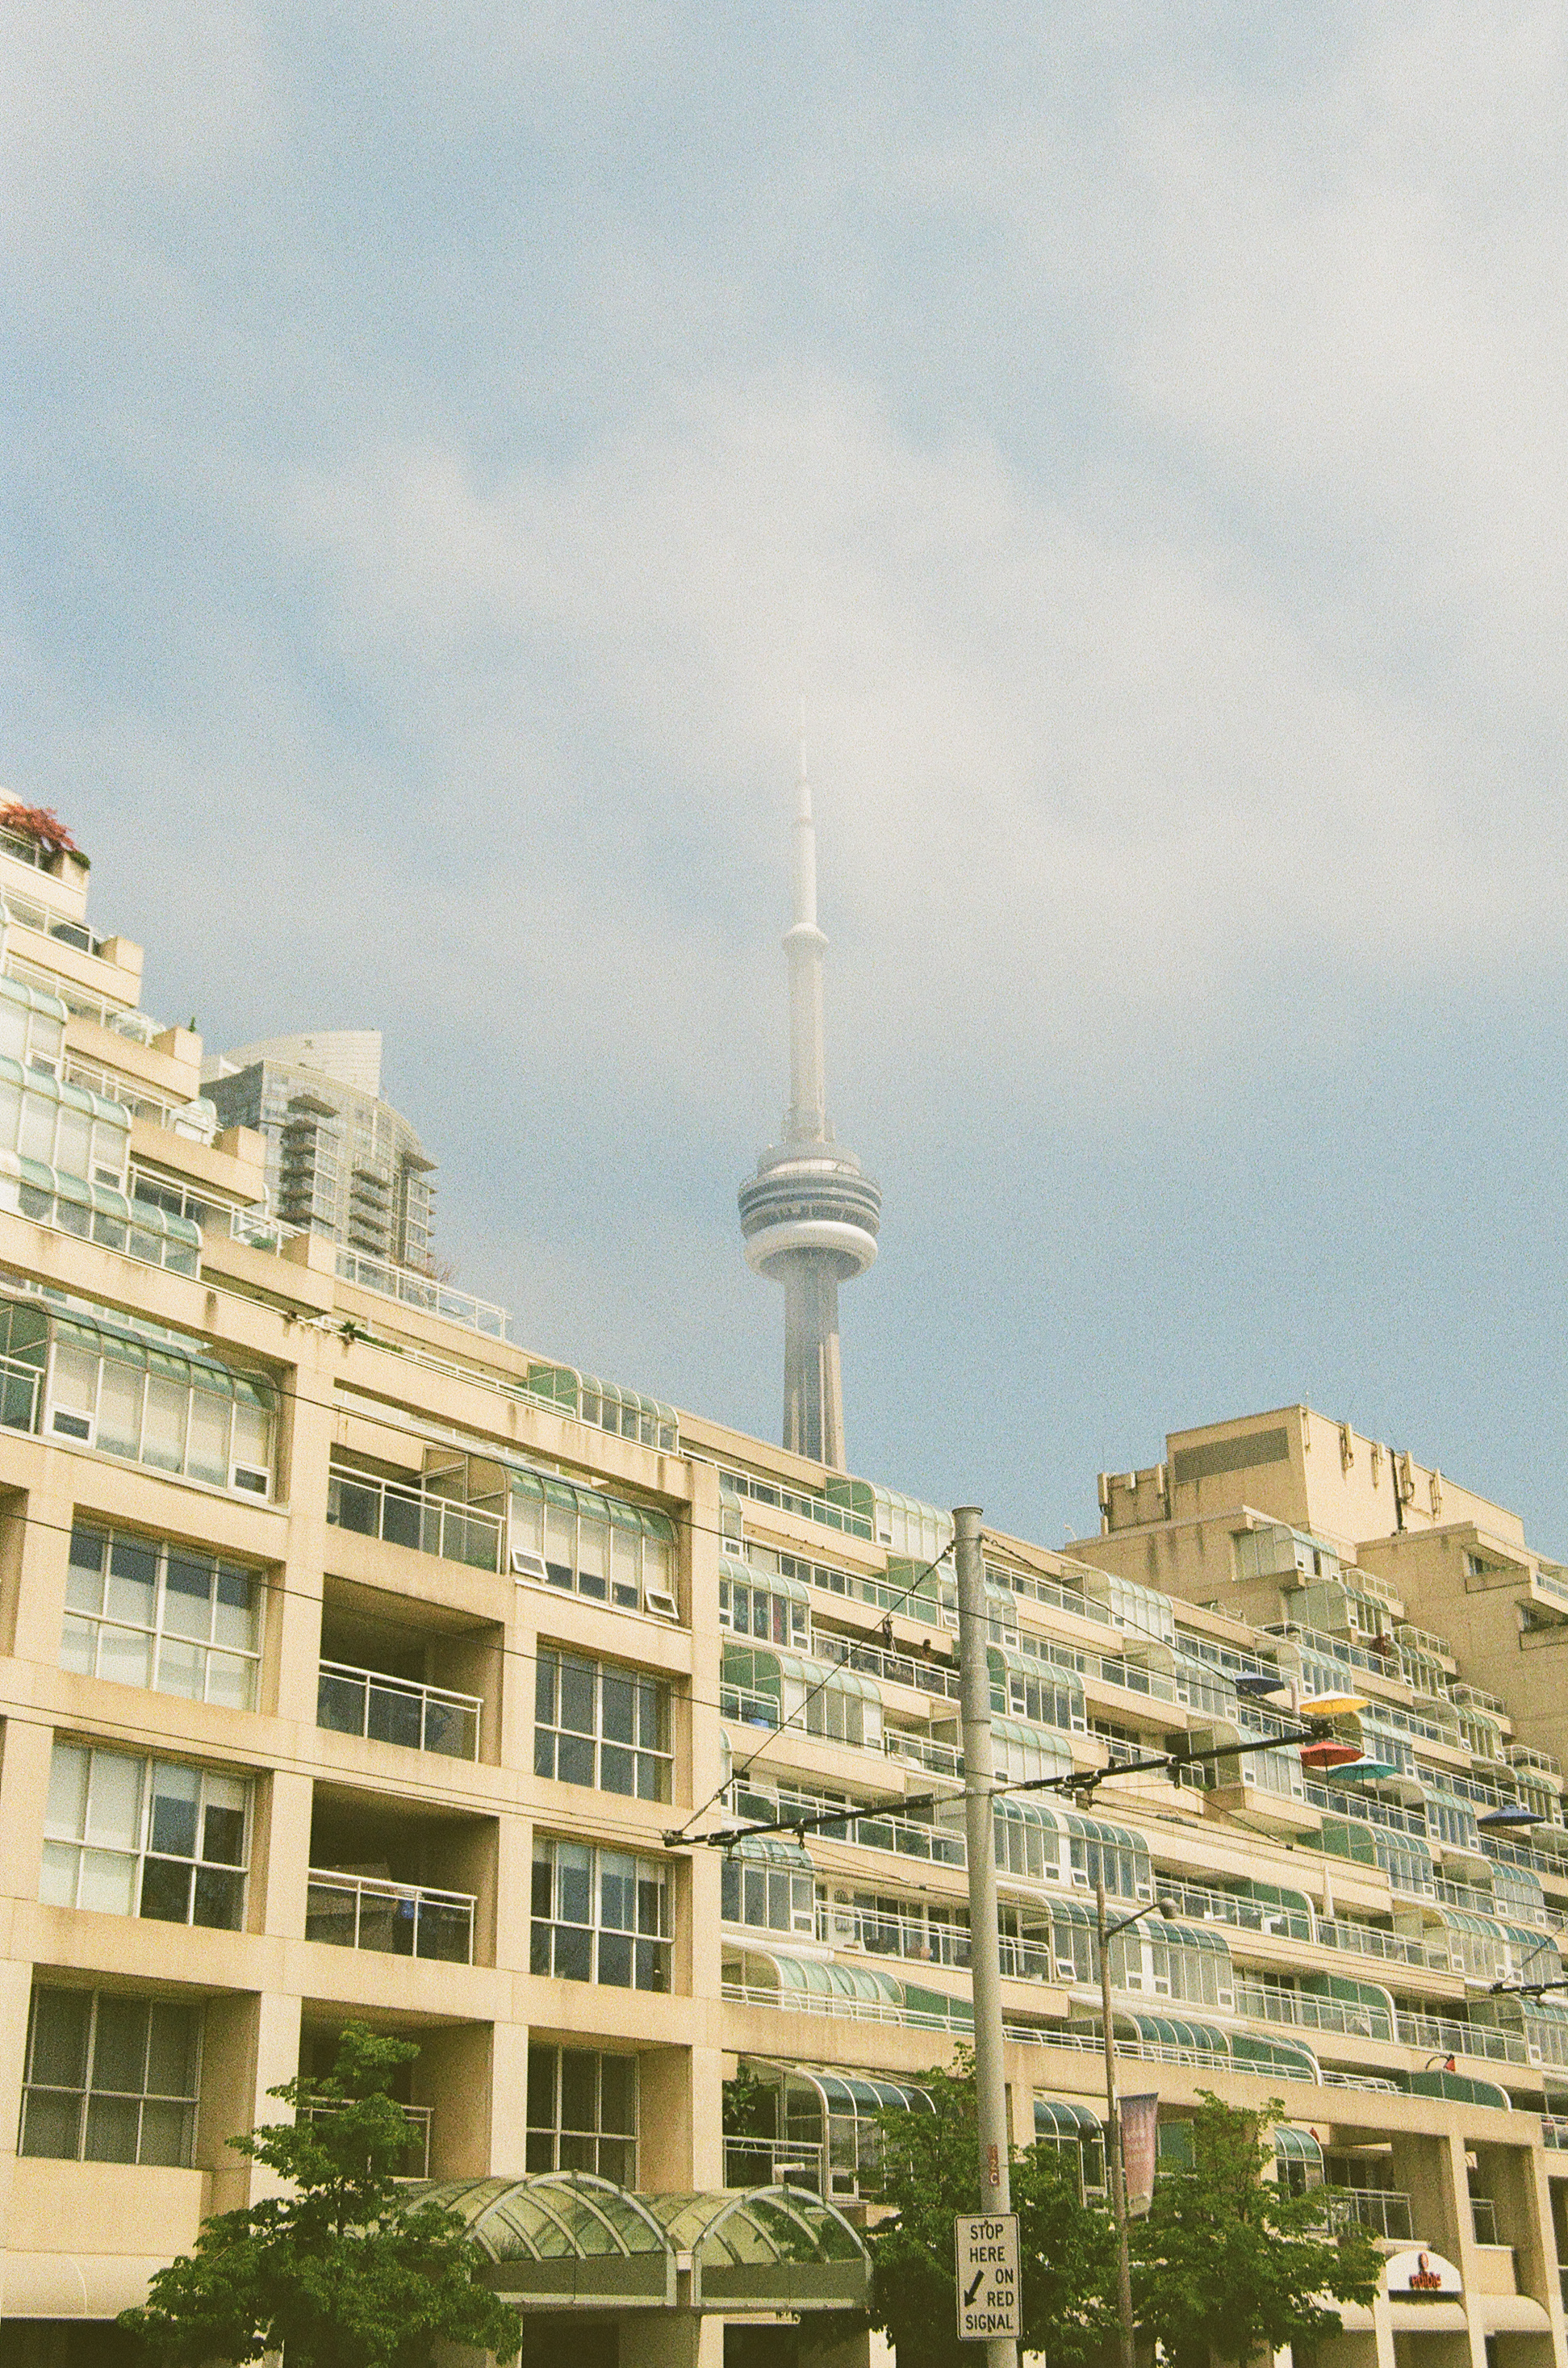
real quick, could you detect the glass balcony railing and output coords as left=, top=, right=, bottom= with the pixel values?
left=302, top=2097, right=433, bottom=2178
left=304, top=1868, right=475, bottom=1964
left=335, top=1249, right=509, bottom=1341
left=813, top=1629, right=963, bottom=1702
left=316, top=1661, right=481, bottom=1761
left=1395, top=2010, right=1528, bottom=2065
left=723, top=2136, right=826, bottom=2191
left=1325, top=2187, right=1414, bottom=2242
left=326, top=1467, right=504, bottom=1574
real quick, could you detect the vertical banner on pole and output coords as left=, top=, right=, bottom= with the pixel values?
left=1119, top=2093, right=1160, bottom=2219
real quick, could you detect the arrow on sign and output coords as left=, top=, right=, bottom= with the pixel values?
left=964, top=2270, right=985, bottom=2307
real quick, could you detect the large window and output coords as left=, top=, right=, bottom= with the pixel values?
left=61, top=1524, right=263, bottom=1711
left=720, top=1835, right=817, bottom=1937
left=0, top=973, right=67, bottom=1071
left=0, top=1295, right=277, bottom=1496
left=530, top=1839, right=671, bottom=1991
left=525, top=2044, right=636, bottom=2182
left=19, top=1985, right=200, bottom=2167
left=41, top=1741, right=249, bottom=1930
left=508, top=1471, right=677, bottom=1619
left=0, top=1058, right=131, bottom=1186
left=718, top=1561, right=809, bottom=1650
left=533, top=1649, right=671, bottom=1801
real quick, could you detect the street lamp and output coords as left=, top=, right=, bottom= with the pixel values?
left=1098, top=1883, right=1180, bottom=2368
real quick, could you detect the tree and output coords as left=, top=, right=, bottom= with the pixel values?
left=119, top=2023, right=523, bottom=2368
left=1130, top=2090, right=1382, bottom=2368
left=865, top=2048, right=1118, bottom=2368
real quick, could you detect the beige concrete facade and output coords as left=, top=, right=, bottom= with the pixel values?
left=0, top=826, right=1565, bottom=2366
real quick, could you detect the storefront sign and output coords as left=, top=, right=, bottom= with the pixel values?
left=1386, top=2249, right=1462, bottom=2296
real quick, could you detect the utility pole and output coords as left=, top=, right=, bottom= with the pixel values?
left=954, top=1505, right=1019, bottom=2368
left=1098, top=1880, right=1136, bottom=2368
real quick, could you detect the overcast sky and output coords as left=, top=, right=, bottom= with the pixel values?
left=6, top=2, right=1568, bottom=1555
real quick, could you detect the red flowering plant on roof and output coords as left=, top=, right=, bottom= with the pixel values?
left=0, top=804, right=78, bottom=856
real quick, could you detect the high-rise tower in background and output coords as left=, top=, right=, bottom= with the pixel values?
left=738, top=747, right=880, bottom=1468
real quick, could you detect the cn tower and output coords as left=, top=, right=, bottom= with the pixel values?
left=738, top=744, right=881, bottom=1470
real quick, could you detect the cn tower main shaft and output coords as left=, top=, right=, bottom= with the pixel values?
left=738, top=747, right=881, bottom=1470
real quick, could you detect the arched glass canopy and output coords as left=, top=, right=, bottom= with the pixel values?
left=416, top=2172, right=869, bottom=2312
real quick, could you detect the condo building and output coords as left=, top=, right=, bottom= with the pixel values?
left=0, top=805, right=1566, bottom=2368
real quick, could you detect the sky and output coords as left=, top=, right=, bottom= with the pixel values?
left=6, top=2, right=1568, bottom=1556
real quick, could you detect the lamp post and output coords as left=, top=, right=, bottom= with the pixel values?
left=1097, top=1881, right=1180, bottom=2368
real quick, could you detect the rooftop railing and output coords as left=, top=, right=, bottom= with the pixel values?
left=336, top=1248, right=509, bottom=1342
left=305, top=1868, right=475, bottom=1964
left=316, top=1661, right=482, bottom=1762
left=326, top=1466, right=504, bottom=1575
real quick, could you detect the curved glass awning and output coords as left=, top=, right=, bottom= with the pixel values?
left=416, top=2173, right=870, bottom=2313
left=1034, top=2096, right=1103, bottom=2139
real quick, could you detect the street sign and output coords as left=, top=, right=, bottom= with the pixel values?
left=954, top=2211, right=1021, bottom=2342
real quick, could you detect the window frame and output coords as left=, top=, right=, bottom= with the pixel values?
left=529, top=1837, right=672, bottom=1992
left=41, top=1739, right=252, bottom=1932
left=533, top=1646, right=672, bottom=1802
left=525, top=2043, right=638, bottom=2183
left=19, top=1982, right=203, bottom=2168
left=61, top=1521, right=265, bottom=1711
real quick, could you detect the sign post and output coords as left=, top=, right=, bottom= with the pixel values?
left=955, top=2213, right=1022, bottom=2345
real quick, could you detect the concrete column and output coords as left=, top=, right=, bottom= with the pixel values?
left=488, top=2017, right=529, bottom=2175
left=0, top=1952, right=38, bottom=2310
left=6, top=1470, right=72, bottom=1667
left=253, top=1766, right=313, bottom=1940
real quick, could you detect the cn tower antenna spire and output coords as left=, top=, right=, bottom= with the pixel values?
left=738, top=730, right=882, bottom=1471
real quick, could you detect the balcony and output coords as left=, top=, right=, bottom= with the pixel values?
left=813, top=1628, right=963, bottom=1703
left=302, top=2096, right=433, bottom=2178
left=724, top=2135, right=826, bottom=2191
left=316, top=1661, right=481, bottom=1762
left=1325, top=2186, right=1414, bottom=2241
left=1233, top=1982, right=1390, bottom=2042
left=1160, top=1878, right=1313, bottom=1944
left=1395, top=2010, right=1529, bottom=2066
left=305, top=1869, right=474, bottom=1964
left=327, top=1465, right=504, bottom=1574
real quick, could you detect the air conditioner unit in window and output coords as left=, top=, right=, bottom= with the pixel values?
left=232, top=1466, right=270, bottom=1496
left=643, top=1586, right=679, bottom=1621
left=511, top=1547, right=547, bottom=1583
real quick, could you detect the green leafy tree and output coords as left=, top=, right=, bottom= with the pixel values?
left=865, top=2048, right=1118, bottom=2368
left=1130, top=2090, right=1382, bottom=2368
left=119, top=2023, right=522, bottom=2368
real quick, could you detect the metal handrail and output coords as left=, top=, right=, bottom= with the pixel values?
left=1233, top=1981, right=1390, bottom=2040
left=883, top=1729, right=964, bottom=1779
left=813, top=1628, right=964, bottom=1702
left=335, top=1248, right=510, bottom=1342
left=1159, top=1880, right=1314, bottom=1944
left=302, top=2097, right=433, bottom=2178
left=305, top=1868, right=475, bottom=1964
left=326, top=1466, right=504, bottom=1574
left=723, top=2135, right=826, bottom=2190
left=1323, top=2186, right=1414, bottom=2241
left=1394, top=2010, right=1528, bottom=2065
left=316, top=1660, right=482, bottom=1761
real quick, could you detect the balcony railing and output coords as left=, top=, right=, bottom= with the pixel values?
left=327, top=1467, right=504, bottom=1574
left=305, top=1868, right=475, bottom=1964
left=723, top=2135, right=826, bottom=2191
left=824, top=1902, right=972, bottom=1969
left=813, top=1629, right=963, bottom=1703
left=883, top=1729, right=964, bottom=1780
left=316, top=1661, right=481, bottom=1761
left=1159, top=1879, right=1314, bottom=1944
left=1318, top=1918, right=1447, bottom=1971
left=1324, top=2186, right=1414, bottom=2241
left=303, top=2097, right=433, bottom=2178
left=335, top=1249, right=510, bottom=1342
left=1233, top=1981, right=1390, bottom=2041
left=1471, top=2194, right=1503, bottom=2246
left=1541, top=2115, right=1568, bottom=2150
left=1395, top=2010, right=1528, bottom=2065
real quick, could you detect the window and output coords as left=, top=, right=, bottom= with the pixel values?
left=533, top=1649, right=671, bottom=1801
left=718, top=1565, right=809, bottom=1650
left=23, top=1299, right=276, bottom=1494
left=41, top=1741, right=249, bottom=1929
left=61, top=1524, right=263, bottom=1710
left=19, top=1985, right=200, bottom=2166
left=0, top=974, right=66, bottom=1074
left=720, top=1839, right=817, bottom=1937
left=508, top=1472, right=678, bottom=1618
left=0, top=1059, right=131, bottom=1186
left=530, top=1839, right=671, bottom=1991
left=525, top=2045, right=636, bottom=2182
